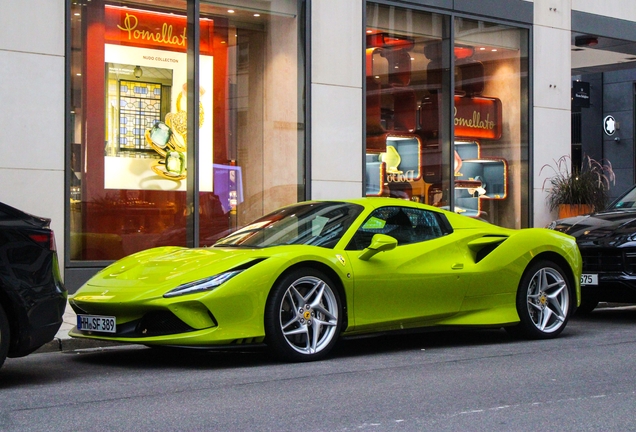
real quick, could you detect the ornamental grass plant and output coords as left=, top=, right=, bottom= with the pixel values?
left=541, top=154, right=615, bottom=213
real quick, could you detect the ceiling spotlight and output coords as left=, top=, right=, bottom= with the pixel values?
left=575, top=35, right=598, bottom=47
left=133, top=65, right=143, bottom=78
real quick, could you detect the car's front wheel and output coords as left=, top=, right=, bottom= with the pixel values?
left=509, top=260, right=572, bottom=339
left=0, top=304, right=10, bottom=369
left=265, top=268, right=343, bottom=362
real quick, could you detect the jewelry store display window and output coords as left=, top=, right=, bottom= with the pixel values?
left=69, top=0, right=306, bottom=262
left=365, top=4, right=529, bottom=228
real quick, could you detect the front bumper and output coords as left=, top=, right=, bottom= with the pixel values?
left=581, top=273, right=636, bottom=303
left=69, top=289, right=267, bottom=347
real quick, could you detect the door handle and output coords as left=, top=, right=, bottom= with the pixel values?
left=452, top=263, right=464, bottom=270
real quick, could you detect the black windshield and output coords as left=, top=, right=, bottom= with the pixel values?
left=611, top=185, right=636, bottom=209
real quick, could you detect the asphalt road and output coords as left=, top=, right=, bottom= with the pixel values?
left=1, top=306, right=635, bottom=431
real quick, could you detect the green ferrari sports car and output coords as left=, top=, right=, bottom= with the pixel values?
left=69, top=198, right=582, bottom=361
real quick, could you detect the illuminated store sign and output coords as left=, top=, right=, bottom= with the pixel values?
left=420, top=95, right=502, bottom=140
left=104, top=6, right=214, bottom=53
left=116, top=13, right=186, bottom=48
left=454, top=96, right=502, bottom=140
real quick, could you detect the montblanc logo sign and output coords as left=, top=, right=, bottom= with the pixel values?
left=604, top=115, right=617, bottom=136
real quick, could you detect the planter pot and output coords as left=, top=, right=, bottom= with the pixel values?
left=558, top=204, right=594, bottom=219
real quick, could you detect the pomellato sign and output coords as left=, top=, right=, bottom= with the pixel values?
left=453, top=96, right=502, bottom=140
left=116, top=12, right=186, bottom=48
left=104, top=5, right=213, bottom=54
left=420, top=95, right=502, bottom=140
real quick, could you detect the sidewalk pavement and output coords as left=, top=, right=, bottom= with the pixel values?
left=35, top=300, right=123, bottom=354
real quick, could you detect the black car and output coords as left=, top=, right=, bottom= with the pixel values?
left=548, top=185, right=636, bottom=313
left=0, top=201, right=66, bottom=368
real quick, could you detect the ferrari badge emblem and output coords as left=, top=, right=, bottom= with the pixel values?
left=336, top=254, right=346, bottom=266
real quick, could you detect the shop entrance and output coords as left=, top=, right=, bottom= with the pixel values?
left=571, top=32, right=636, bottom=201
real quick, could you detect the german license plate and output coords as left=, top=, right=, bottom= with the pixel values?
left=77, top=315, right=116, bottom=333
left=580, top=274, right=598, bottom=286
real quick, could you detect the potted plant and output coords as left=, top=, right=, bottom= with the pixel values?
left=541, top=155, right=615, bottom=218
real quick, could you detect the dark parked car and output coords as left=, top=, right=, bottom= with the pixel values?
left=548, top=184, right=636, bottom=313
left=0, top=201, right=66, bottom=368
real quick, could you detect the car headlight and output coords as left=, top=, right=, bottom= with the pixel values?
left=546, top=221, right=557, bottom=230
left=163, top=270, right=243, bottom=298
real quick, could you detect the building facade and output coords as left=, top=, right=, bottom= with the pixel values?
left=2, top=0, right=636, bottom=292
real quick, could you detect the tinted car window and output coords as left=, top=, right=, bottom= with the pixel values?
left=347, top=206, right=448, bottom=250
left=611, top=186, right=636, bottom=209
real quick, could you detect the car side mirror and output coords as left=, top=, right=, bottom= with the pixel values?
left=358, top=234, right=398, bottom=261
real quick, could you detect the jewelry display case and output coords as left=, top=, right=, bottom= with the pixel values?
left=454, top=141, right=507, bottom=218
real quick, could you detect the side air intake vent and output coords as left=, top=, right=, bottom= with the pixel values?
left=467, top=236, right=507, bottom=263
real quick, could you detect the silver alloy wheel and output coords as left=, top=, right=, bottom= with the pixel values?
left=278, top=275, right=339, bottom=355
left=526, top=267, right=569, bottom=333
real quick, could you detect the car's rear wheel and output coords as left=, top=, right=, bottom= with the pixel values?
left=265, top=268, right=342, bottom=362
left=509, top=260, right=572, bottom=339
left=0, top=304, right=10, bottom=369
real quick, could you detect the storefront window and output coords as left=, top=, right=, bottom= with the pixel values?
left=453, top=17, right=529, bottom=228
left=69, top=0, right=305, bottom=261
left=365, top=4, right=529, bottom=228
left=365, top=5, right=452, bottom=210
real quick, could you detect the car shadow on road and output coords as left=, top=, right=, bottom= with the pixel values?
left=65, top=344, right=279, bottom=370
left=59, top=328, right=515, bottom=370
left=333, top=327, right=517, bottom=359
left=0, top=346, right=280, bottom=389
left=0, top=367, right=66, bottom=388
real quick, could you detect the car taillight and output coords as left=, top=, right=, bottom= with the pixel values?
left=50, top=231, right=57, bottom=251
left=28, top=231, right=56, bottom=251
